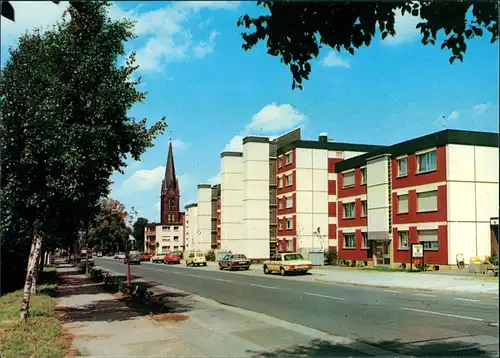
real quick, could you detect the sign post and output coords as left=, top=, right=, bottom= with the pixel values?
left=410, top=243, right=424, bottom=272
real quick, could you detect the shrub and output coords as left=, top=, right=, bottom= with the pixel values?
left=415, top=260, right=430, bottom=271
left=324, top=250, right=339, bottom=266
left=489, top=251, right=498, bottom=265
left=206, top=250, right=216, bottom=262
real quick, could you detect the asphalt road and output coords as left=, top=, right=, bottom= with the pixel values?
left=95, top=258, right=499, bottom=356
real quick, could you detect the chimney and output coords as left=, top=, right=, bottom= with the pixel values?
left=318, top=132, right=328, bottom=143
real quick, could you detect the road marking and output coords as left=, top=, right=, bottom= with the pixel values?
left=187, top=274, right=204, bottom=279
left=400, top=307, right=484, bottom=322
left=454, top=297, right=480, bottom=303
left=250, top=284, right=278, bottom=290
left=305, top=292, right=345, bottom=301
left=384, top=289, right=401, bottom=293
left=414, top=293, right=436, bottom=298
left=213, top=278, right=233, bottom=283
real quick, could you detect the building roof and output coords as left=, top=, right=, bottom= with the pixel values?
left=335, top=129, right=499, bottom=172
left=185, top=203, right=198, bottom=209
left=162, top=141, right=178, bottom=191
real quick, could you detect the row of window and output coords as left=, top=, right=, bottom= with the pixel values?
left=161, top=236, right=180, bottom=242
left=343, top=230, right=439, bottom=250
left=342, top=200, right=367, bottom=219
left=278, top=196, right=294, bottom=210
left=161, top=245, right=180, bottom=251
left=342, top=150, right=438, bottom=189
left=278, top=152, right=293, bottom=168
left=397, top=190, right=438, bottom=214
left=278, top=217, right=294, bottom=230
left=278, top=173, right=293, bottom=188
left=162, top=226, right=180, bottom=231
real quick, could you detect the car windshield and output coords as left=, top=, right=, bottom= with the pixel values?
left=284, top=254, right=304, bottom=261
left=233, top=254, right=247, bottom=259
left=130, top=255, right=139, bottom=259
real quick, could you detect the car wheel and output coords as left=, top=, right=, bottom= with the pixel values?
left=219, top=264, right=224, bottom=270
left=280, top=267, right=287, bottom=276
left=203, top=263, right=207, bottom=267
left=263, top=265, right=271, bottom=274
left=244, top=267, right=249, bottom=271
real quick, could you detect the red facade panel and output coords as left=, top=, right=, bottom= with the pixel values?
left=328, top=202, right=337, bottom=217
left=393, top=185, right=447, bottom=224
left=338, top=229, right=370, bottom=261
left=328, top=224, right=337, bottom=239
left=328, top=180, right=337, bottom=195
left=337, top=200, right=367, bottom=228
left=277, top=149, right=297, bottom=175
left=393, top=225, right=448, bottom=265
left=328, top=158, right=343, bottom=173
left=338, top=168, right=367, bottom=198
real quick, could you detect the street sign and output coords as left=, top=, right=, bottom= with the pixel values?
left=412, top=244, right=424, bottom=258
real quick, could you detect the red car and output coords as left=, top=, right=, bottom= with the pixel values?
left=163, top=253, right=181, bottom=265
left=139, top=252, right=152, bottom=261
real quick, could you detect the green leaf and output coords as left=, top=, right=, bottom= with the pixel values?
left=1, top=1, right=15, bottom=21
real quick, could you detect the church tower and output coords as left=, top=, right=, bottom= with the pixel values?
left=160, top=141, right=181, bottom=225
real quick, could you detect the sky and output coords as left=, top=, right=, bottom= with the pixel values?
left=2, top=1, right=498, bottom=223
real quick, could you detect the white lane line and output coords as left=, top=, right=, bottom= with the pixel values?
left=187, top=274, right=204, bottom=279
left=213, top=278, right=233, bottom=283
left=400, top=307, right=484, bottom=322
left=414, top=293, right=436, bottom=298
left=384, top=289, right=401, bottom=293
left=250, top=284, right=278, bottom=290
left=454, top=297, right=480, bottom=303
left=305, top=292, right=345, bottom=301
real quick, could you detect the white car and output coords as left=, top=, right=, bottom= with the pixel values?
left=116, top=252, right=126, bottom=260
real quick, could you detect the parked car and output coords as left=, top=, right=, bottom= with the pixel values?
left=97, top=252, right=103, bottom=257
left=151, top=253, right=165, bottom=263
left=218, top=254, right=251, bottom=271
left=185, top=251, right=207, bottom=267
left=263, top=252, right=312, bottom=276
left=124, top=254, right=141, bottom=265
left=163, top=253, right=181, bottom=265
left=139, top=252, right=152, bottom=261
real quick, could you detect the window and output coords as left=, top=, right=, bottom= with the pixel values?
left=278, top=176, right=283, bottom=188
left=162, top=226, right=169, bottom=231
left=279, top=198, right=284, bottom=209
left=343, top=171, right=355, bottom=188
left=278, top=158, right=283, bottom=168
left=285, top=174, right=293, bottom=186
left=399, top=231, right=409, bottom=249
left=417, top=150, right=437, bottom=173
left=397, top=157, right=408, bottom=177
left=174, top=236, right=179, bottom=242
left=361, top=232, right=368, bottom=248
left=285, top=152, right=293, bottom=165
left=418, top=229, right=438, bottom=250
left=398, top=194, right=409, bottom=214
left=279, top=221, right=283, bottom=230
left=361, top=168, right=367, bottom=185
left=417, top=191, right=438, bottom=212
left=343, top=202, right=355, bottom=219
left=344, top=234, right=356, bottom=248
left=361, top=200, right=367, bottom=217
left=286, top=196, right=293, bottom=208
left=173, top=226, right=179, bottom=231
left=174, top=246, right=179, bottom=250
left=286, top=218, right=294, bottom=230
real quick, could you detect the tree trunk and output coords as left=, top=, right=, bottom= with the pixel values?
left=20, top=233, right=43, bottom=323
left=31, top=245, right=46, bottom=295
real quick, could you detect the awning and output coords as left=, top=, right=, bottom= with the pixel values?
left=367, top=231, right=391, bottom=241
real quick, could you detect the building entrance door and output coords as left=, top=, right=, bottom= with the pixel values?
left=373, top=240, right=391, bottom=266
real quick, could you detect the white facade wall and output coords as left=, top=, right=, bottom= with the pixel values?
left=196, top=186, right=213, bottom=252
left=154, top=224, right=184, bottom=253
left=184, top=205, right=198, bottom=251
left=295, top=148, right=329, bottom=251
left=242, top=139, right=270, bottom=259
left=220, top=154, right=244, bottom=253
left=446, top=144, right=499, bottom=264
left=366, top=155, right=391, bottom=240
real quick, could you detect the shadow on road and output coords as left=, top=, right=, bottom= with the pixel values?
left=247, top=337, right=496, bottom=357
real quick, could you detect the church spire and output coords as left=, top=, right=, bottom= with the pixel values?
left=163, top=141, right=177, bottom=191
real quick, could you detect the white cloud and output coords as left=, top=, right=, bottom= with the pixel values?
left=224, top=135, right=244, bottom=152
left=207, top=173, right=221, bottom=185
left=321, top=51, right=351, bottom=68
left=245, top=103, right=306, bottom=134
left=1, top=1, right=69, bottom=49
left=382, top=10, right=421, bottom=46
left=472, top=102, right=492, bottom=116
left=434, top=110, right=460, bottom=127
left=171, top=138, right=188, bottom=149
left=120, top=166, right=165, bottom=192
left=178, top=1, right=241, bottom=11
left=193, top=30, right=220, bottom=58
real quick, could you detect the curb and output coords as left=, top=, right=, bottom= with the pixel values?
left=312, top=278, right=500, bottom=297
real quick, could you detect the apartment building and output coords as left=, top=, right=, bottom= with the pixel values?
left=335, top=130, right=499, bottom=266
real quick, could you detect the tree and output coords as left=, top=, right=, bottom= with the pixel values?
left=0, top=1, right=82, bottom=22
left=132, top=217, right=149, bottom=252
left=87, top=199, right=131, bottom=254
left=0, top=1, right=166, bottom=322
left=238, top=1, right=498, bottom=89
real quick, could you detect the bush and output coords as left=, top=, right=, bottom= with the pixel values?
left=489, top=251, right=498, bottom=265
left=206, top=250, right=216, bottom=262
left=415, top=260, right=430, bottom=271
left=324, top=250, right=340, bottom=266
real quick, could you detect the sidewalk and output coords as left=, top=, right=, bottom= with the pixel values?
left=55, top=264, right=395, bottom=357
left=189, top=260, right=499, bottom=295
